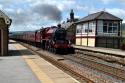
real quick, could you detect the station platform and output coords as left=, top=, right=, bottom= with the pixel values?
left=5, top=40, right=79, bottom=83
left=74, top=45, right=125, bottom=57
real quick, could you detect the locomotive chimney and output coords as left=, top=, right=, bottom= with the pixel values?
left=57, top=24, right=61, bottom=28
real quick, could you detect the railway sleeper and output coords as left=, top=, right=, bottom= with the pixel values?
left=77, top=50, right=125, bottom=65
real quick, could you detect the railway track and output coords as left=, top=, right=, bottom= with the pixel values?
left=20, top=42, right=94, bottom=83
left=63, top=54, right=125, bottom=82
left=76, top=49, right=125, bottom=65
left=74, top=50, right=125, bottom=78
left=19, top=41, right=125, bottom=83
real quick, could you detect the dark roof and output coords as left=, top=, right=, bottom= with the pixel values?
left=76, top=11, right=122, bottom=23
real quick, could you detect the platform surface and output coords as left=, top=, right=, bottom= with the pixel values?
left=0, top=42, right=40, bottom=83
left=6, top=40, right=80, bottom=83
left=74, top=45, right=125, bottom=57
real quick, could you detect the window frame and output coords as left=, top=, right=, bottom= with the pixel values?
left=103, top=21, right=118, bottom=33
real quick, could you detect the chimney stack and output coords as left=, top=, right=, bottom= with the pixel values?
left=70, top=9, right=74, bottom=22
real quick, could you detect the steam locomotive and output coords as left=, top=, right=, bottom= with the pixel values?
left=10, top=25, right=75, bottom=54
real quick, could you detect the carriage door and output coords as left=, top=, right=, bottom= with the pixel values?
left=0, top=29, right=1, bottom=54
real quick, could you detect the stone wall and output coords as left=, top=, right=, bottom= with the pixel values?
left=0, top=18, right=9, bottom=56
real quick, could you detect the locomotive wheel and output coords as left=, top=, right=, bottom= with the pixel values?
left=69, top=47, right=75, bottom=54
left=45, top=42, right=48, bottom=50
left=53, top=48, right=57, bottom=54
left=52, top=48, right=54, bottom=53
left=49, top=47, right=52, bottom=52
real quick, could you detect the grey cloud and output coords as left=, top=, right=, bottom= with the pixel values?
left=8, top=11, right=32, bottom=25
left=5, top=3, right=62, bottom=27
left=33, top=4, right=62, bottom=21
left=119, top=0, right=125, bottom=3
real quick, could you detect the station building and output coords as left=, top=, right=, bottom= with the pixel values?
left=75, top=11, right=122, bottom=49
left=0, top=10, right=11, bottom=56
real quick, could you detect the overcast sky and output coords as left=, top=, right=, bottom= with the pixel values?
left=0, top=0, right=125, bottom=31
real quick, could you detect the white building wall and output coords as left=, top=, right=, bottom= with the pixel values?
left=76, top=21, right=96, bottom=46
